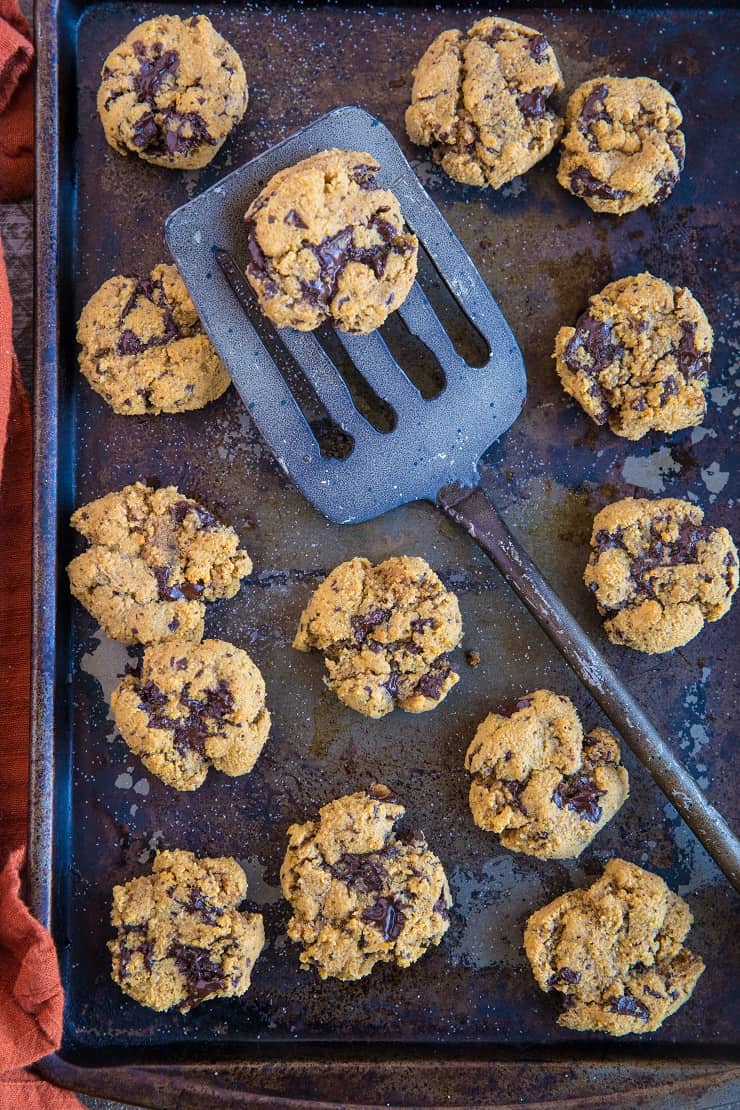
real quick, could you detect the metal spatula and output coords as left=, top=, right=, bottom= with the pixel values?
left=165, top=106, right=739, bottom=889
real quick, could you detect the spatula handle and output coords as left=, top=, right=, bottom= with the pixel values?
left=438, top=482, right=740, bottom=891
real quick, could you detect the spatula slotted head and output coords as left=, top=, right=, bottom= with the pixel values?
left=165, top=106, right=526, bottom=524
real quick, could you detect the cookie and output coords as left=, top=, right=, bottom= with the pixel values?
left=465, top=690, right=628, bottom=859
left=293, top=555, right=462, bottom=718
left=405, top=17, right=564, bottom=189
left=280, top=785, right=452, bottom=981
left=98, top=14, right=247, bottom=169
left=77, top=263, right=231, bottom=415
left=68, top=482, right=252, bottom=645
left=243, top=150, right=418, bottom=334
left=584, top=497, right=738, bottom=654
left=109, top=849, right=264, bottom=1012
left=553, top=273, right=712, bottom=440
left=524, top=858, right=704, bottom=1035
left=111, top=638, right=270, bottom=790
left=557, top=77, right=685, bottom=215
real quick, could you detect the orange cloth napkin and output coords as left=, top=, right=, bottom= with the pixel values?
left=0, top=2, right=81, bottom=1106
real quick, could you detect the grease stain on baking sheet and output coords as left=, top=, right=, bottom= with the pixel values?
left=239, top=856, right=282, bottom=905
left=80, top=633, right=136, bottom=737
left=621, top=445, right=681, bottom=493
left=700, top=460, right=729, bottom=501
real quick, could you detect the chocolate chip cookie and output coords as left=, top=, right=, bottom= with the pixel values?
left=109, top=849, right=264, bottom=1012
left=68, top=482, right=252, bottom=645
left=557, top=77, right=685, bottom=215
left=553, top=273, right=712, bottom=440
left=524, top=858, right=704, bottom=1035
left=405, top=17, right=564, bottom=189
left=243, top=150, right=418, bottom=334
left=77, top=263, right=231, bottom=415
left=293, top=555, right=462, bottom=718
left=465, top=690, right=629, bottom=859
left=280, top=785, right=452, bottom=981
left=98, top=14, right=247, bottom=169
left=111, top=638, right=270, bottom=790
left=584, top=497, right=738, bottom=654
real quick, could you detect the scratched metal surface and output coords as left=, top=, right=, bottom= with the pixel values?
left=53, top=1, right=738, bottom=1060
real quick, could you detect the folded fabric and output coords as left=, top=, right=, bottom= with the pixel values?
left=0, top=0, right=33, bottom=201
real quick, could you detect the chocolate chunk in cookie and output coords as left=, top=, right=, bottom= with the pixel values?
left=553, top=273, right=712, bottom=440
left=293, top=555, right=462, bottom=718
left=465, top=690, right=628, bottom=859
left=280, top=787, right=452, bottom=980
left=243, top=150, right=418, bottom=334
left=68, top=482, right=252, bottom=645
left=557, top=77, right=685, bottom=215
left=109, top=849, right=264, bottom=1012
left=524, top=858, right=704, bottom=1035
left=405, top=17, right=564, bottom=189
left=584, top=497, right=738, bottom=653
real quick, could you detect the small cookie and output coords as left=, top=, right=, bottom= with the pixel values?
left=465, top=690, right=628, bottom=859
left=524, top=858, right=704, bottom=1035
left=280, top=785, right=452, bottom=981
left=68, top=482, right=252, bottom=645
left=111, top=638, right=270, bottom=790
left=98, top=14, right=247, bottom=169
left=77, top=264, right=231, bottom=415
left=243, top=150, right=418, bottom=334
left=109, top=849, right=264, bottom=1012
left=584, top=497, right=738, bottom=654
left=406, top=17, right=564, bottom=189
left=553, top=274, right=712, bottom=440
left=293, top=555, right=462, bottom=718
left=557, top=77, right=685, bottom=215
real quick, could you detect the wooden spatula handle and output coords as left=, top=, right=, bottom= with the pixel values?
left=438, top=482, right=740, bottom=891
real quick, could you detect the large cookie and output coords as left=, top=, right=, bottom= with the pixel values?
left=280, top=785, right=452, bottom=981
left=584, top=497, right=738, bottom=653
left=77, top=263, right=231, bottom=415
left=465, top=690, right=629, bottom=859
left=524, top=858, right=705, bottom=1035
left=98, top=14, right=247, bottom=169
left=293, top=555, right=462, bottom=718
left=68, top=482, right=252, bottom=645
left=109, top=849, right=264, bottom=1012
left=243, top=150, right=418, bottom=334
left=406, top=16, right=564, bottom=189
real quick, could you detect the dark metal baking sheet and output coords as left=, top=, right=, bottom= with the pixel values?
left=31, top=1, right=739, bottom=1105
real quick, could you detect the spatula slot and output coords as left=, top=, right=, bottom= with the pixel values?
left=415, top=244, right=490, bottom=370
left=379, top=312, right=446, bottom=400
left=316, top=325, right=397, bottom=434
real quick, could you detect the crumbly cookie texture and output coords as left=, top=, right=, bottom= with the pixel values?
left=553, top=273, right=712, bottom=441
left=280, top=785, right=452, bottom=981
left=405, top=16, right=564, bottom=189
left=111, top=638, right=270, bottom=790
left=524, top=858, right=704, bottom=1035
left=465, top=690, right=628, bottom=859
left=243, top=150, right=418, bottom=334
left=77, top=263, right=231, bottom=415
left=584, top=497, right=738, bottom=654
left=68, top=482, right=252, bottom=645
left=557, top=77, right=685, bottom=215
left=293, top=555, right=462, bottom=718
left=109, top=850, right=264, bottom=1012
left=97, top=14, right=247, bottom=169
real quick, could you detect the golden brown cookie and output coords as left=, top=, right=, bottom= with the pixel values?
left=553, top=273, right=712, bottom=440
left=111, top=638, right=270, bottom=790
left=293, top=555, right=462, bottom=718
left=465, top=690, right=629, bottom=859
left=243, top=150, right=418, bottom=334
left=406, top=16, right=564, bottom=189
left=557, top=77, right=685, bottom=215
left=77, top=263, right=231, bottom=415
left=68, top=482, right=252, bottom=645
left=524, top=858, right=704, bottom=1035
left=98, top=14, right=247, bottom=169
left=109, top=849, right=264, bottom=1012
left=584, top=497, right=738, bottom=654
left=280, top=785, right=452, bottom=981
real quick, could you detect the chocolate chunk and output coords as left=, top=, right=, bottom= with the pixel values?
left=187, top=889, right=220, bottom=925
left=413, top=665, right=450, bottom=700
left=660, top=375, right=679, bottom=404
left=350, top=608, right=391, bottom=644
left=515, top=697, right=533, bottom=711
left=361, top=894, right=406, bottom=941
left=134, top=47, right=179, bottom=103
left=528, top=34, right=548, bottom=63
left=172, top=500, right=218, bottom=529
left=608, top=992, right=650, bottom=1021
left=564, top=312, right=622, bottom=374
left=351, top=163, right=380, bottom=190
left=653, top=170, right=678, bottom=203
left=330, top=852, right=387, bottom=893
left=116, top=329, right=146, bottom=356
left=152, top=566, right=205, bottom=602
left=284, top=208, right=308, bottom=228
left=569, top=167, right=627, bottom=202
left=410, top=617, right=434, bottom=632
left=118, top=275, right=181, bottom=350
left=552, top=773, right=606, bottom=823
left=579, top=83, right=610, bottom=126
left=502, top=778, right=527, bottom=807
left=433, top=888, right=450, bottom=920
left=162, top=110, right=214, bottom=156
left=548, top=966, right=581, bottom=987
left=132, top=110, right=159, bottom=149
left=384, top=667, right=400, bottom=700
left=169, top=942, right=229, bottom=1005
left=674, top=321, right=708, bottom=380
left=138, top=679, right=169, bottom=713
left=518, top=87, right=549, bottom=121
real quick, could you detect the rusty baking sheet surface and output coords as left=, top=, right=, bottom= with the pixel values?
left=34, top=0, right=738, bottom=1075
